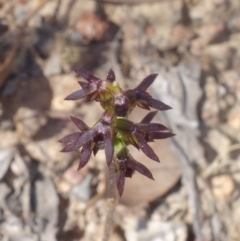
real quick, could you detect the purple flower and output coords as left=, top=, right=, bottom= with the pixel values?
left=125, top=74, right=172, bottom=111
left=115, top=114, right=175, bottom=162
left=65, top=69, right=114, bottom=102
left=59, top=110, right=114, bottom=169
left=115, top=147, right=154, bottom=196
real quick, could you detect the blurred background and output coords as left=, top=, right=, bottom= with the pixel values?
left=0, top=0, right=240, bottom=240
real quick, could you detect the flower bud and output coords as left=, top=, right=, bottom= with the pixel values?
left=114, top=95, right=129, bottom=117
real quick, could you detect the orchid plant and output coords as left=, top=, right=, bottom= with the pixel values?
left=59, top=69, right=174, bottom=197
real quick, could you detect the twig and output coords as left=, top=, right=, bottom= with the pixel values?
left=0, top=0, right=54, bottom=89
left=202, top=143, right=240, bottom=179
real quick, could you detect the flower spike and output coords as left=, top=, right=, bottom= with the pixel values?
left=106, top=69, right=115, bottom=82
left=60, top=69, right=175, bottom=196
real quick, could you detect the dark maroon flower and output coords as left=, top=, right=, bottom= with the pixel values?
left=115, top=117, right=174, bottom=162
left=65, top=69, right=114, bottom=102
left=115, top=147, right=154, bottom=196
left=59, top=110, right=114, bottom=169
left=125, top=74, right=172, bottom=111
left=65, top=69, right=130, bottom=115
left=140, top=111, right=176, bottom=142
left=106, top=69, right=115, bottom=82
left=113, top=94, right=130, bottom=117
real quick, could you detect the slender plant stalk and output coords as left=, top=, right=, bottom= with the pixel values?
left=102, top=161, right=118, bottom=241
left=60, top=69, right=175, bottom=239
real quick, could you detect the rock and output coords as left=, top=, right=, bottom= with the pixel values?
left=171, top=25, right=195, bottom=47
left=0, top=130, right=19, bottom=148
left=0, top=147, right=15, bottom=180
left=24, top=116, right=73, bottom=165
left=228, top=15, right=240, bottom=32
left=18, top=0, right=28, bottom=4
left=65, top=173, right=95, bottom=232
left=191, top=22, right=225, bottom=55
left=219, top=123, right=240, bottom=144
left=65, top=29, right=84, bottom=44
left=230, top=198, right=240, bottom=240
left=75, top=12, right=109, bottom=41
left=35, top=176, right=59, bottom=241
left=213, top=0, right=228, bottom=6
left=0, top=214, right=24, bottom=238
left=227, top=103, right=240, bottom=130
left=124, top=219, right=187, bottom=241
left=10, top=152, right=27, bottom=176
left=14, top=107, right=47, bottom=138
left=0, top=182, right=11, bottom=209
left=56, top=179, right=72, bottom=195
left=204, top=43, right=233, bottom=71
left=201, top=99, right=219, bottom=127
left=211, top=175, right=235, bottom=198
left=152, top=187, right=188, bottom=222
left=70, top=173, right=93, bottom=202
left=44, top=53, right=62, bottom=77
left=14, top=1, right=31, bottom=25
left=220, top=70, right=240, bottom=101
left=105, top=1, right=183, bottom=27
left=39, top=1, right=58, bottom=18
left=1, top=75, right=52, bottom=121
left=63, top=163, right=88, bottom=185
left=53, top=0, right=95, bottom=26
left=204, top=76, right=218, bottom=99
left=49, top=74, right=79, bottom=112
left=207, top=129, right=231, bottom=158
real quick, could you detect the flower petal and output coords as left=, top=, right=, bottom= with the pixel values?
left=58, top=132, right=82, bottom=143
left=85, top=91, right=99, bottom=102
left=61, top=129, right=95, bottom=152
left=75, top=69, right=98, bottom=82
left=135, top=133, right=160, bottom=162
left=147, top=98, right=172, bottom=111
left=129, top=159, right=154, bottom=180
left=104, top=128, right=114, bottom=166
left=78, top=144, right=92, bottom=170
left=135, top=74, right=158, bottom=91
left=139, top=123, right=169, bottom=132
left=137, top=92, right=172, bottom=111
left=151, top=132, right=176, bottom=139
left=106, top=69, right=115, bottom=82
left=115, top=119, right=135, bottom=132
left=141, top=111, right=157, bottom=123
left=116, top=171, right=125, bottom=197
left=136, top=101, right=151, bottom=110
left=70, top=116, right=88, bottom=131
left=125, top=167, right=135, bottom=178
left=128, top=135, right=139, bottom=149
left=78, top=81, right=88, bottom=88
left=60, top=140, right=79, bottom=152
left=93, top=145, right=99, bottom=156
left=125, top=89, right=137, bottom=102
left=65, top=89, right=90, bottom=100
